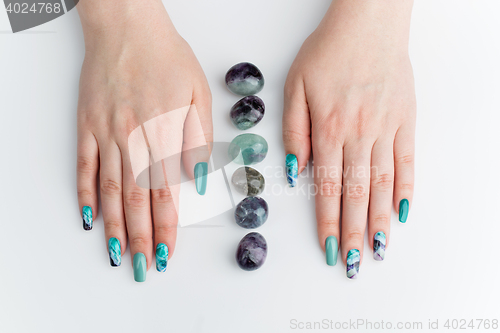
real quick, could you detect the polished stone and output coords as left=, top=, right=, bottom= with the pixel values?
left=228, top=133, right=268, bottom=165
left=225, top=62, right=265, bottom=96
left=230, top=96, right=265, bottom=130
left=236, top=232, right=267, bottom=271
left=231, top=167, right=265, bottom=196
left=234, top=196, right=268, bottom=229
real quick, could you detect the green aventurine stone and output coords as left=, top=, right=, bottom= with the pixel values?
left=228, top=134, right=268, bottom=165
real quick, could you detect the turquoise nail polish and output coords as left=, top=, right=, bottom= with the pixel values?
left=82, top=206, right=92, bottom=231
left=373, top=232, right=386, bottom=261
left=346, top=249, right=360, bottom=279
left=399, top=199, right=409, bottom=223
left=108, top=238, right=121, bottom=267
left=325, top=236, right=338, bottom=266
left=133, top=253, right=147, bottom=282
left=285, top=154, right=298, bottom=187
left=156, top=243, right=168, bottom=272
left=194, top=162, right=208, bottom=195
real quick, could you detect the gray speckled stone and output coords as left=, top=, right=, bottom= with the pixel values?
left=225, top=62, right=265, bottom=96
left=236, top=232, right=267, bottom=271
left=231, top=167, right=265, bottom=196
left=234, top=196, right=268, bottom=229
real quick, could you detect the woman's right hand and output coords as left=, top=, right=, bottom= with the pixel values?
left=76, top=0, right=212, bottom=281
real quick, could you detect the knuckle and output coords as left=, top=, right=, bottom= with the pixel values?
left=151, top=187, right=173, bottom=204
left=130, top=234, right=151, bottom=248
left=371, top=173, right=394, bottom=190
left=319, top=179, right=342, bottom=197
left=100, top=179, right=122, bottom=195
left=283, top=128, right=307, bottom=143
left=344, top=230, right=365, bottom=241
left=399, top=182, right=414, bottom=191
left=345, top=184, right=369, bottom=204
left=155, top=223, right=176, bottom=236
left=77, top=189, right=93, bottom=199
left=104, top=219, right=123, bottom=230
left=318, top=218, right=340, bottom=228
left=396, top=153, right=414, bottom=166
left=371, top=214, right=390, bottom=225
left=124, top=190, right=148, bottom=208
left=77, top=156, right=97, bottom=174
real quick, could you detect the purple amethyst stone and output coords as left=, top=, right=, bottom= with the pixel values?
left=230, top=96, right=265, bottom=130
left=225, top=62, right=264, bottom=96
left=234, top=196, right=268, bottom=229
left=236, top=232, right=267, bottom=271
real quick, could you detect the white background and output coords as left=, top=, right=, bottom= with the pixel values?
left=1, top=1, right=499, bottom=332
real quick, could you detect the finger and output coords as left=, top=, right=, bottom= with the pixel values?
left=99, top=142, right=127, bottom=267
left=122, top=134, right=152, bottom=283
left=394, top=122, right=415, bottom=223
left=368, top=137, right=394, bottom=261
left=183, top=90, right=213, bottom=195
left=77, top=129, right=99, bottom=231
left=283, top=76, right=311, bottom=187
left=311, top=127, right=342, bottom=267
left=341, top=141, right=372, bottom=279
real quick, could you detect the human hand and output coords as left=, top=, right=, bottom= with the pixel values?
left=283, top=0, right=415, bottom=278
left=76, top=0, right=212, bottom=281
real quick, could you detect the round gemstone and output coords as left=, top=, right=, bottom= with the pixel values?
left=230, top=96, right=265, bottom=130
left=236, top=232, right=267, bottom=271
left=231, top=167, right=265, bottom=196
left=234, top=196, right=268, bottom=229
left=228, top=133, right=268, bottom=165
left=225, top=62, right=265, bottom=96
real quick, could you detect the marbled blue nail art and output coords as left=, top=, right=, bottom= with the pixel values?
left=373, top=232, right=386, bottom=261
left=156, top=243, right=168, bottom=272
left=286, top=154, right=298, bottom=187
left=346, top=249, right=360, bottom=279
left=108, top=238, right=121, bottom=267
left=82, top=206, right=92, bottom=231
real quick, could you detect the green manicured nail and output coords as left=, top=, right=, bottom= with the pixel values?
left=133, top=253, right=147, bottom=282
left=194, top=162, right=208, bottom=195
left=82, top=206, right=92, bottom=231
left=108, top=237, right=121, bottom=267
left=399, top=199, right=409, bottom=223
left=156, top=243, right=168, bottom=272
left=325, top=236, right=338, bottom=266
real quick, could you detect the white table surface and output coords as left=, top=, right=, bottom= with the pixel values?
left=0, top=1, right=499, bottom=332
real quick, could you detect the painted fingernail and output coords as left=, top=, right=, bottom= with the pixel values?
left=346, top=249, right=360, bottom=279
left=325, top=236, right=338, bottom=266
left=373, top=232, right=386, bottom=261
left=194, top=162, right=208, bottom=195
left=108, top=238, right=121, bottom=267
left=133, top=253, right=147, bottom=282
left=82, top=206, right=93, bottom=231
left=286, top=154, right=298, bottom=187
left=156, top=243, right=168, bottom=272
left=399, top=199, right=409, bottom=223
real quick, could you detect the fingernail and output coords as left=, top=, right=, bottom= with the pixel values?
left=82, top=206, right=93, bottom=231
left=286, top=154, right=298, bottom=187
left=194, top=162, right=208, bottom=195
left=373, top=232, right=386, bottom=261
left=346, top=249, right=360, bottom=279
left=399, top=199, right=409, bottom=223
left=108, top=237, right=121, bottom=267
left=325, top=236, right=338, bottom=266
left=156, top=243, right=168, bottom=272
left=133, top=253, right=147, bottom=282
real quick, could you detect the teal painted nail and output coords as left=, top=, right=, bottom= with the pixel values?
left=156, top=243, right=168, bottom=272
left=373, top=232, right=386, bottom=261
left=82, top=206, right=92, bottom=231
left=325, top=236, right=338, bottom=266
left=399, top=199, right=409, bottom=223
left=133, top=253, right=147, bottom=282
left=108, top=238, right=121, bottom=267
left=194, top=162, right=208, bottom=195
left=346, top=249, right=360, bottom=279
left=285, top=154, right=298, bottom=187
